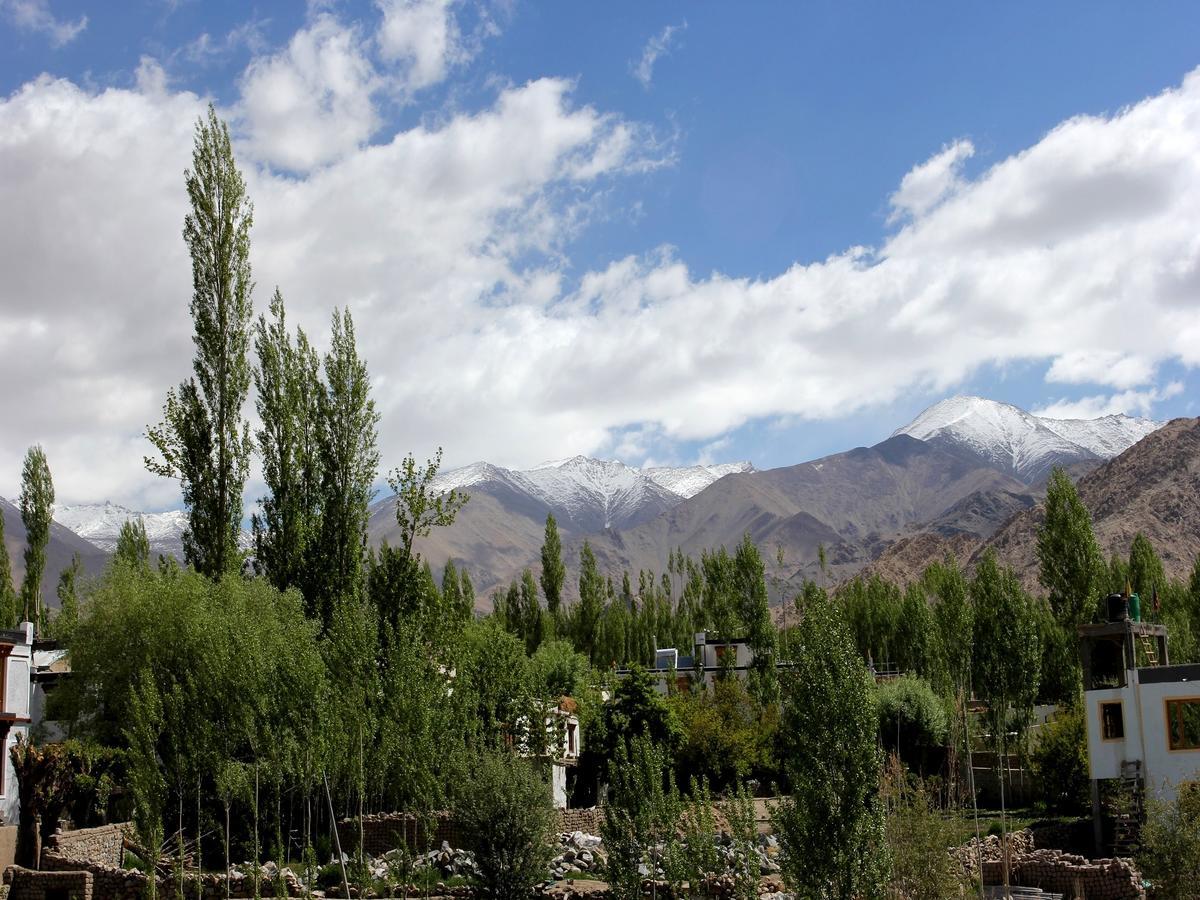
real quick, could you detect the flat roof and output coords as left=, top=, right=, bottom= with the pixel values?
left=1138, top=663, right=1200, bottom=685
left=1078, top=621, right=1168, bottom=638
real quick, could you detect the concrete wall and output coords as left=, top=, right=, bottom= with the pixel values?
left=1085, top=675, right=1200, bottom=802
left=1, top=627, right=34, bottom=827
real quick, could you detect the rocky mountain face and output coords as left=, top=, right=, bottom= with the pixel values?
left=51, top=502, right=253, bottom=561
left=367, top=457, right=754, bottom=597
left=892, top=396, right=1161, bottom=484
left=869, top=416, right=1200, bottom=589
left=40, top=396, right=1179, bottom=608
left=0, top=498, right=109, bottom=611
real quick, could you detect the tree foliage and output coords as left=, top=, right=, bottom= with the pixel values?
left=773, top=596, right=888, bottom=900
left=19, top=444, right=54, bottom=624
left=146, top=104, right=254, bottom=579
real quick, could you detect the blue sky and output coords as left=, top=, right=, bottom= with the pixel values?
left=1, top=0, right=1199, bottom=505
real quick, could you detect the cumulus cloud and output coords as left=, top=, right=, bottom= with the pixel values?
left=2, top=33, right=1200, bottom=509
left=238, top=15, right=382, bottom=171
left=376, top=0, right=469, bottom=91
left=1034, top=382, right=1184, bottom=420
left=1, top=0, right=86, bottom=46
left=888, top=139, right=973, bottom=222
left=631, top=22, right=685, bottom=89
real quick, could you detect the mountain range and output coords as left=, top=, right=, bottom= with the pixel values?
left=8, top=396, right=1179, bottom=609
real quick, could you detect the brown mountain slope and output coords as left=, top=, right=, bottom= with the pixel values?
left=1, top=498, right=109, bottom=610
left=982, top=416, right=1200, bottom=588
left=865, top=417, right=1200, bottom=589
left=574, top=435, right=1030, bottom=597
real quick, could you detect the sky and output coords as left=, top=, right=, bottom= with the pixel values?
left=2, top=0, right=1200, bottom=510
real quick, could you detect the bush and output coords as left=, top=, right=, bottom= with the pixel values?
left=882, top=760, right=972, bottom=900
left=1139, top=787, right=1200, bottom=900
left=453, top=751, right=555, bottom=900
left=1029, top=705, right=1089, bottom=815
left=876, top=676, right=948, bottom=770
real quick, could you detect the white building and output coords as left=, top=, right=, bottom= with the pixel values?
left=0, top=624, right=34, bottom=826
left=634, top=632, right=756, bottom=695
left=516, top=698, right=581, bottom=808
left=1079, top=599, right=1200, bottom=852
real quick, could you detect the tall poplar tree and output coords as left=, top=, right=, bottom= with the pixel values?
left=115, top=518, right=151, bottom=569
left=146, top=104, right=254, bottom=579
left=0, top=509, right=17, bottom=628
left=577, top=542, right=605, bottom=665
left=19, top=445, right=54, bottom=625
left=314, top=308, right=380, bottom=625
left=774, top=594, right=887, bottom=898
left=540, top=513, right=565, bottom=619
left=252, top=289, right=323, bottom=602
left=1037, top=466, right=1104, bottom=628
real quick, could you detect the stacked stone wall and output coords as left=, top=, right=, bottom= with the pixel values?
left=956, top=830, right=1143, bottom=900
left=46, top=826, right=129, bottom=870
left=3, top=868, right=92, bottom=900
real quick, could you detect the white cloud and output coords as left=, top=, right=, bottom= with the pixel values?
left=1, top=33, right=1200, bottom=510
left=1045, top=349, right=1155, bottom=390
left=631, top=22, right=685, bottom=89
left=1, top=0, right=86, bottom=46
left=375, top=0, right=468, bottom=92
left=888, top=139, right=973, bottom=222
left=1034, top=382, right=1184, bottom=420
left=238, top=14, right=382, bottom=171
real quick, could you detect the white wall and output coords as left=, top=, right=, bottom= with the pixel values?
left=1085, top=674, right=1200, bottom=804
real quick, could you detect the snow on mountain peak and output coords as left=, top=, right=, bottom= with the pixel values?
left=643, top=461, right=755, bottom=498
left=894, top=396, right=1164, bottom=482
left=52, top=502, right=250, bottom=555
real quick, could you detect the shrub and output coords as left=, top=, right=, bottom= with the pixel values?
left=1139, top=786, right=1200, bottom=900
left=882, top=759, right=972, bottom=900
left=453, top=751, right=556, bottom=900
left=1029, top=704, right=1089, bottom=814
left=876, top=675, right=948, bottom=769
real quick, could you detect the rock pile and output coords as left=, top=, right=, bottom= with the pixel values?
left=549, top=832, right=605, bottom=880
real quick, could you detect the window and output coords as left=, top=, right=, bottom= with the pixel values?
left=1101, top=702, right=1125, bottom=740
left=1166, top=698, right=1200, bottom=751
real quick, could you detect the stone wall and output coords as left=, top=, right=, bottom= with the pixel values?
left=4, top=868, right=92, bottom=900
left=956, top=831, right=1143, bottom=900
left=45, top=826, right=129, bottom=870
left=556, top=809, right=604, bottom=836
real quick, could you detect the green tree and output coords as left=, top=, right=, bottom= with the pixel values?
left=115, top=518, right=152, bottom=569
left=146, top=105, right=254, bottom=579
left=733, top=534, right=778, bottom=705
left=540, top=513, right=566, bottom=622
left=1128, top=532, right=1167, bottom=606
left=576, top=541, right=605, bottom=665
left=1139, top=787, right=1200, bottom=900
left=602, top=735, right=678, bottom=900
left=0, top=506, right=18, bottom=629
left=51, top=553, right=83, bottom=643
left=314, top=308, right=380, bottom=625
left=386, top=447, right=467, bottom=565
left=925, top=556, right=972, bottom=696
left=773, top=595, right=887, bottom=900
left=971, top=550, right=1042, bottom=850
left=1037, top=466, right=1105, bottom=631
left=454, top=751, right=555, bottom=900
left=19, top=444, right=54, bottom=624
left=252, top=289, right=323, bottom=602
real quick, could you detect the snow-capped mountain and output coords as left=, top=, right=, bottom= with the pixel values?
left=52, top=501, right=252, bottom=558
left=423, top=456, right=755, bottom=532
left=643, top=462, right=755, bottom=498
left=893, top=396, right=1163, bottom=483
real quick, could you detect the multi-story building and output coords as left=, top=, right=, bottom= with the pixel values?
left=1079, top=594, right=1200, bottom=852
